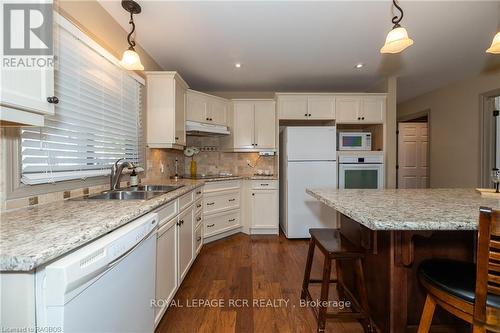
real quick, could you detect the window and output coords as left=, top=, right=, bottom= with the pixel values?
left=20, top=16, right=144, bottom=185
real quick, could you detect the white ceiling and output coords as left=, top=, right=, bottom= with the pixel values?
left=100, top=1, right=500, bottom=102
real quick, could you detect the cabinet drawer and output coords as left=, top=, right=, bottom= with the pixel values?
left=195, top=209, right=203, bottom=228
left=204, top=210, right=240, bottom=237
left=179, top=191, right=194, bottom=211
left=194, top=224, right=203, bottom=254
left=194, top=198, right=203, bottom=212
left=155, top=200, right=178, bottom=226
left=204, top=190, right=240, bottom=214
left=204, top=180, right=240, bottom=193
left=194, top=187, right=203, bottom=201
left=251, top=180, right=278, bottom=190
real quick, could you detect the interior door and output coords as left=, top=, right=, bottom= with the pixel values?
left=307, top=96, right=335, bottom=120
left=254, top=101, right=275, bottom=149
left=398, top=122, right=429, bottom=188
left=178, top=206, right=194, bottom=282
left=233, top=102, right=255, bottom=149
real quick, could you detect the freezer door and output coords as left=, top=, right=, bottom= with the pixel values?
left=285, top=161, right=337, bottom=238
left=286, top=127, right=336, bottom=161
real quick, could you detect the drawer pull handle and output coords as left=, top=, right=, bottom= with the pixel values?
left=197, top=236, right=202, bottom=241
left=197, top=217, right=202, bottom=222
left=207, top=223, right=215, bottom=228
left=228, top=198, right=236, bottom=202
left=207, top=202, right=215, bottom=206
left=260, top=183, right=269, bottom=186
left=228, top=218, right=236, bottom=222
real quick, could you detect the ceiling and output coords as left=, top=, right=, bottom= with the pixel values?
left=100, top=1, right=500, bottom=102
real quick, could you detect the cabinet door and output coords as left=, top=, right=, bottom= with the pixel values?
left=208, top=98, right=227, bottom=125
left=254, top=101, right=276, bottom=149
left=155, top=219, right=178, bottom=325
left=178, top=205, right=194, bottom=282
left=194, top=223, right=203, bottom=255
left=186, top=91, right=208, bottom=123
left=251, top=190, right=278, bottom=229
left=174, top=80, right=186, bottom=146
left=307, top=96, right=335, bottom=120
left=361, top=96, right=385, bottom=123
left=233, top=102, right=255, bottom=149
left=277, top=95, right=308, bottom=120
left=335, top=96, right=361, bottom=123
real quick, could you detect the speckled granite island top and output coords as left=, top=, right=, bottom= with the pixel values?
left=306, top=188, right=500, bottom=231
left=0, top=179, right=204, bottom=272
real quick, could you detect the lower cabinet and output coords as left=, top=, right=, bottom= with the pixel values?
left=204, top=209, right=240, bottom=237
left=178, top=204, right=194, bottom=282
left=155, top=218, right=178, bottom=325
left=248, top=180, right=279, bottom=234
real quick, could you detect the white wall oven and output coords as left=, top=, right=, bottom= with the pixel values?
left=338, top=153, right=384, bottom=189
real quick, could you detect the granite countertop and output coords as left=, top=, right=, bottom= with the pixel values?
left=0, top=179, right=204, bottom=272
left=306, top=188, right=500, bottom=231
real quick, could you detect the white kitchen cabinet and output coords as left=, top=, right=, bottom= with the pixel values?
left=277, top=94, right=335, bottom=120
left=186, top=90, right=228, bottom=126
left=307, top=95, right=335, bottom=119
left=155, top=218, right=178, bottom=326
left=248, top=180, right=279, bottom=235
left=178, top=204, right=194, bottom=282
left=336, top=95, right=385, bottom=124
left=146, top=71, right=188, bottom=149
left=277, top=95, right=308, bottom=120
left=227, top=99, right=276, bottom=151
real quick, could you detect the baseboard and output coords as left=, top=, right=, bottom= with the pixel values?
left=203, top=226, right=242, bottom=243
left=249, top=227, right=279, bottom=235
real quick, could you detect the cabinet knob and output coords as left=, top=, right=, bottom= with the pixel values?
left=197, top=236, right=202, bottom=241
left=197, top=217, right=202, bottom=222
left=47, top=96, right=59, bottom=104
left=175, top=137, right=179, bottom=140
left=357, top=117, right=361, bottom=120
left=179, top=219, right=184, bottom=225
left=252, top=193, right=255, bottom=196
left=176, top=221, right=181, bottom=226
left=197, top=204, right=202, bottom=208
left=308, top=114, right=312, bottom=117
left=361, top=117, right=365, bottom=120
left=206, top=117, right=209, bottom=121
left=304, top=113, right=308, bottom=117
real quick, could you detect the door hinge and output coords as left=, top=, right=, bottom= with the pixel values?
left=494, top=110, right=499, bottom=117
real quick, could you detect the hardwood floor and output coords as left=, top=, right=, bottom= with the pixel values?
left=156, top=232, right=364, bottom=333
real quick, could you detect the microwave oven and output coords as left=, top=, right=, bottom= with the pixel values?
left=338, top=132, right=372, bottom=151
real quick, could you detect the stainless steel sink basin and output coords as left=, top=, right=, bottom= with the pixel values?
left=124, top=185, right=183, bottom=192
left=86, top=191, right=165, bottom=200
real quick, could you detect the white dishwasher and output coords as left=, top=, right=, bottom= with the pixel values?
left=35, top=213, right=158, bottom=333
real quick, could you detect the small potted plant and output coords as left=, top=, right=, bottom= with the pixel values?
left=184, top=147, right=200, bottom=178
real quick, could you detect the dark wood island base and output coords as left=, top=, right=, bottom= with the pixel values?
left=340, top=215, right=475, bottom=333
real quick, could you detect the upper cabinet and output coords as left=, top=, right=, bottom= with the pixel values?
left=336, top=95, right=386, bottom=124
left=186, top=90, right=228, bottom=126
left=224, top=100, right=276, bottom=151
left=1, top=48, right=54, bottom=126
left=146, top=71, right=189, bottom=150
left=277, top=94, right=335, bottom=120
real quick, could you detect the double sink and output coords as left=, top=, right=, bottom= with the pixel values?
left=86, top=185, right=184, bottom=200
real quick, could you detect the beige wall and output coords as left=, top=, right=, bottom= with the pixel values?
left=397, top=70, right=500, bottom=188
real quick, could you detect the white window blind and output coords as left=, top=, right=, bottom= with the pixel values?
left=21, top=17, right=144, bottom=185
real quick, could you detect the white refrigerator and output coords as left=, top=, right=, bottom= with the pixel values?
left=280, top=126, right=338, bottom=238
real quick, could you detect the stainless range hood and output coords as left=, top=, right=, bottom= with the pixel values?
left=185, top=121, right=230, bottom=136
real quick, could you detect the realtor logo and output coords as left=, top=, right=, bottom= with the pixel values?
left=3, top=3, right=53, bottom=56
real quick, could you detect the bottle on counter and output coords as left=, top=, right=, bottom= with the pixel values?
left=130, top=168, right=138, bottom=187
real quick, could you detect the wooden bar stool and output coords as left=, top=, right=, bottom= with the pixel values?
left=417, top=207, right=500, bottom=333
left=301, top=228, right=374, bottom=333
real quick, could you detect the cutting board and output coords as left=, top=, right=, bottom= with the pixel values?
left=476, top=188, right=500, bottom=198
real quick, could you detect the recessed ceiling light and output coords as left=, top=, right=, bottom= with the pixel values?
left=354, top=63, right=364, bottom=69
left=235, top=63, right=242, bottom=68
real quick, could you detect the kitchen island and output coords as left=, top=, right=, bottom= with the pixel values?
left=306, top=188, right=500, bottom=333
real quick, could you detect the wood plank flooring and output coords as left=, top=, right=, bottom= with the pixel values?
left=156, top=233, right=364, bottom=333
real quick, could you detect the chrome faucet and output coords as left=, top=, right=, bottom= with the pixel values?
left=110, top=158, right=136, bottom=190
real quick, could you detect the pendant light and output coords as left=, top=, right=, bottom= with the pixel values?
left=486, top=32, right=500, bottom=54
left=120, top=0, right=144, bottom=70
left=380, top=0, right=414, bottom=54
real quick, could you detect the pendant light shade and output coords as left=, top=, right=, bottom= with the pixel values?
left=120, top=0, right=144, bottom=71
left=381, top=27, right=414, bottom=54
left=120, top=49, right=144, bottom=70
left=486, top=32, right=500, bottom=54
left=381, top=0, right=414, bottom=54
